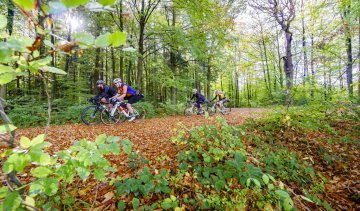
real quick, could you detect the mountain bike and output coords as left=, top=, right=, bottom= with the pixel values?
left=81, top=98, right=109, bottom=125
left=184, top=100, right=205, bottom=116
left=207, top=99, right=231, bottom=115
left=100, top=100, right=146, bottom=125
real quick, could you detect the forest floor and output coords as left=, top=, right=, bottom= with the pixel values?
left=3, top=108, right=360, bottom=210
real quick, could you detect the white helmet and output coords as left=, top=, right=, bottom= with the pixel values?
left=214, top=90, right=218, bottom=95
left=192, top=89, right=197, bottom=94
left=113, top=78, right=122, bottom=84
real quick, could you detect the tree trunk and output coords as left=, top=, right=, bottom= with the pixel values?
left=235, top=71, right=239, bottom=107
left=50, top=22, right=57, bottom=98
left=119, top=0, right=124, bottom=80
left=170, top=7, right=177, bottom=104
left=260, top=24, right=271, bottom=97
left=111, top=47, right=116, bottom=81
left=344, top=9, right=353, bottom=96
left=310, top=34, right=315, bottom=98
left=276, top=29, right=284, bottom=89
left=358, top=17, right=360, bottom=102
left=284, top=31, right=294, bottom=105
left=301, top=0, right=308, bottom=87
left=64, top=14, right=72, bottom=74
left=206, top=58, right=211, bottom=99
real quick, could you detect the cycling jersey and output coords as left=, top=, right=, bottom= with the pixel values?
left=117, top=83, right=137, bottom=96
left=95, top=85, right=117, bottom=99
left=211, top=91, right=226, bottom=101
left=191, top=93, right=205, bottom=102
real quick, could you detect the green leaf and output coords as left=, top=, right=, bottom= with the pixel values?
left=214, top=180, right=226, bottom=192
left=13, top=0, right=35, bottom=10
left=43, top=178, right=59, bottom=196
left=252, top=178, right=261, bottom=188
left=122, top=139, right=133, bottom=155
left=98, top=0, right=115, bottom=6
left=275, top=190, right=290, bottom=199
left=108, top=142, right=120, bottom=154
left=262, top=174, right=269, bottom=184
left=2, top=159, right=15, bottom=174
left=7, top=36, right=33, bottom=51
left=0, top=124, right=17, bottom=132
left=94, top=169, right=106, bottom=181
left=0, top=64, right=13, bottom=74
left=73, top=32, right=94, bottom=46
left=40, top=66, right=67, bottom=74
left=161, top=197, right=177, bottom=210
left=25, top=196, right=36, bottom=207
left=0, top=72, right=15, bottom=85
left=283, top=197, right=294, bottom=211
left=76, top=167, right=90, bottom=180
left=29, top=183, right=43, bottom=196
left=0, top=187, right=9, bottom=198
left=20, top=136, right=31, bottom=148
left=38, top=153, right=51, bottom=165
left=117, top=200, right=126, bottom=211
left=3, top=153, right=30, bottom=173
left=246, top=178, right=251, bottom=187
left=31, top=166, right=52, bottom=178
left=140, top=175, right=150, bottom=183
left=95, top=33, right=110, bottom=48
left=132, top=197, right=140, bottom=209
left=61, top=0, right=89, bottom=8
left=44, top=40, right=54, bottom=48
left=0, top=15, right=6, bottom=29
left=31, top=134, right=45, bottom=147
left=95, top=134, right=107, bottom=145
left=108, top=31, right=127, bottom=47
left=4, top=191, right=21, bottom=211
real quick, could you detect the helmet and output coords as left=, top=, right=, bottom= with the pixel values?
left=214, top=90, right=218, bottom=95
left=192, top=89, right=197, bottom=94
left=96, top=80, right=104, bottom=85
left=113, top=78, right=122, bottom=84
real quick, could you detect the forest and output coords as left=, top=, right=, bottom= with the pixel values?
left=0, top=0, right=359, bottom=210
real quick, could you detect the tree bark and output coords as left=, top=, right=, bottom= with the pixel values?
left=301, top=0, right=308, bottom=87
left=170, top=6, right=177, bottom=104
left=260, top=23, right=271, bottom=97
left=206, top=58, right=211, bottom=99
left=276, top=29, right=284, bottom=89
left=310, top=34, right=315, bottom=98
left=343, top=8, right=353, bottom=96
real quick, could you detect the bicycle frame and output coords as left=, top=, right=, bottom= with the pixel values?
left=111, top=102, right=131, bottom=117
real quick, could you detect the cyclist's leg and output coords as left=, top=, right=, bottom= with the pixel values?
left=126, top=95, right=139, bottom=121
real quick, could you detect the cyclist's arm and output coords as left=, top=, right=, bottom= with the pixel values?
left=94, top=90, right=104, bottom=99
left=211, top=96, right=217, bottom=101
left=190, top=94, right=195, bottom=100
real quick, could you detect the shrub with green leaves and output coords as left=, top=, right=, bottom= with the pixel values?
left=171, top=117, right=295, bottom=210
left=0, top=134, right=124, bottom=210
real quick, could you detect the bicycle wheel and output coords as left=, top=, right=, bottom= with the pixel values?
left=100, top=108, right=121, bottom=125
left=220, top=105, right=231, bottom=115
left=81, top=106, right=102, bottom=125
left=132, top=104, right=146, bottom=121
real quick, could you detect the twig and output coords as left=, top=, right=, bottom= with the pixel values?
left=90, top=185, right=99, bottom=210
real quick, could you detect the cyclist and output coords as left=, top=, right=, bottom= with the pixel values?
left=190, top=89, right=206, bottom=114
left=211, top=90, right=228, bottom=108
left=93, top=80, right=117, bottom=103
left=111, top=78, right=140, bottom=122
